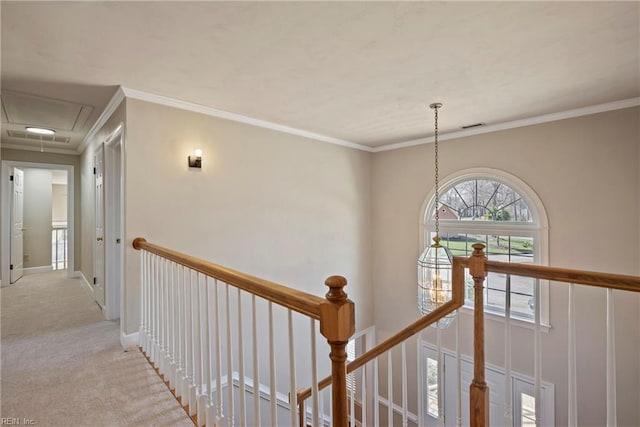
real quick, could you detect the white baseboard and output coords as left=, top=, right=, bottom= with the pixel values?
left=79, top=271, right=93, bottom=294
left=24, top=265, right=53, bottom=275
left=121, top=331, right=140, bottom=350
left=72, top=270, right=81, bottom=278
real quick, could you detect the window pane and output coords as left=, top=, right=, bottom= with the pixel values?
left=521, top=393, right=536, bottom=426
left=426, top=357, right=438, bottom=417
left=510, top=276, right=534, bottom=318
left=435, top=179, right=533, bottom=223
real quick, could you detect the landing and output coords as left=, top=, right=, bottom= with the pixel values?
left=0, top=271, right=193, bottom=426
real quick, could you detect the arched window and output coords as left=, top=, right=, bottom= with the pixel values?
left=421, top=168, right=549, bottom=323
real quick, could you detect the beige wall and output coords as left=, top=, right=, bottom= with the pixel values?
left=123, top=98, right=373, bottom=336
left=22, top=168, right=52, bottom=268
left=0, top=149, right=81, bottom=272
left=371, top=107, right=640, bottom=426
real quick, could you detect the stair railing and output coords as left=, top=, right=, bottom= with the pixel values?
left=478, top=248, right=640, bottom=427
left=297, top=252, right=469, bottom=426
left=133, top=237, right=355, bottom=427
left=297, top=243, right=640, bottom=427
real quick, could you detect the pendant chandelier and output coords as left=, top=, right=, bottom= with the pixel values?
left=417, top=103, right=455, bottom=327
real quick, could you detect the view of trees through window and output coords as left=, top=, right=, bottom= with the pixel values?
left=434, top=179, right=532, bottom=222
left=427, top=177, right=540, bottom=319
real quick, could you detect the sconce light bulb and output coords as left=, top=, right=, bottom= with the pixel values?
left=195, top=149, right=203, bottom=157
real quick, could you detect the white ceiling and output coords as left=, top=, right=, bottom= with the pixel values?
left=1, top=1, right=638, bottom=153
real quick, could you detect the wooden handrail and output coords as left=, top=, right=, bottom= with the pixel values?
left=485, top=260, right=640, bottom=292
left=132, top=237, right=325, bottom=319
left=297, top=256, right=468, bottom=404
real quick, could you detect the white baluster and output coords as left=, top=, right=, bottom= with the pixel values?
left=144, top=251, right=153, bottom=356
left=606, top=288, right=617, bottom=427
left=252, top=295, right=261, bottom=427
left=195, top=273, right=205, bottom=425
left=388, top=351, right=393, bottom=427
left=362, top=360, right=367, bottom=427
left=150, top=255, right=156, bottom=363
left=268, top=301, right=277, bottom=427
left=186, top=268, right=196, bottom=415
left=534, top=279, right=542, bottom=427
left=437, top=321, right=444, bottom=424
left=505, top=275, right=513, bottom=427
left=374, top=357, right=379, bottom=427
left=402, top=342, right=408, bottom=427
left=225, top=284, right=235, bottom=427
left=310, top=319, right=319, bottom=427
left=158, top=257, right=164, bottom=371
left=164, top=260, right=169, bottom=381
left=456, top=314, right=462, bottom=427
left=174, top=262, right=180, bottom=391
left=567, top=283, right=577, bottom=427
left=213, top=279, right=224, bottom=423
left=417, top=331, right=424, bottom=427
left=191, top=270, right=201, bottom=418
left=169, top=262, right=176, bottom=389
left=174, top=263, right=182, bottom=399
left=238, top=289, right=247, bottom=427
left=177, top=265, right=185, bottom=401
left=139, top=250, right=145, bottom=347
left=350, top=371, right=355, bottom=427
left=201, top=276, right=212, bottom=426
left=288, top=310, right=298, bottom=427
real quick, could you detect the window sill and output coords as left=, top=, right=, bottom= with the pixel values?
left=459, top=306, right=551, bottom=333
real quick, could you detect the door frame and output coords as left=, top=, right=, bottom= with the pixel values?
left=103, top=124, right=124, bottom=321
left=1, top=161, right=75, bottom=287
left=93, top=142, right=105, bottom=308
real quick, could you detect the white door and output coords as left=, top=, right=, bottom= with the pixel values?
left=10, top=168, right=24, bottom=283
left=94, top=145, right=105, bottom=307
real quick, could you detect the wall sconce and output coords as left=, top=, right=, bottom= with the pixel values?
left=188, top=149, right=202, bottom=168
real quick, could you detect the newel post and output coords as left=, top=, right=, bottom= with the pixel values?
left=319, top=275, right=355, bottom=427
left=469, top=243, right=489, bottom=426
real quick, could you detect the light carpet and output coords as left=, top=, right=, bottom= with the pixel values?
left=1, top=270, right=193, bottom=426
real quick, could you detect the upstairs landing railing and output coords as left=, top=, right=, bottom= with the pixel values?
left=134, top=237, right=640, bottom=427
left=133, top=237, right=355, bottom=427
left=298, top=243, right=640, bottom=427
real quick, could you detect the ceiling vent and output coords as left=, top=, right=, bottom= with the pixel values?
left=461, top=122, right=486, bottom=129
left=6, top=130, right=71, bottom=144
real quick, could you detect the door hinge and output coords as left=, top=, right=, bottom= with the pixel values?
left=93, top=167, right=96, bottom=175
left=10, top=175, right=14, bottom=181
left=9, top=264, right=13, bottom=270
left=93, top=277, right=97, bottom=285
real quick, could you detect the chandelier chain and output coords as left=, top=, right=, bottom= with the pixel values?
left=433, top=104, right=440, bottom=238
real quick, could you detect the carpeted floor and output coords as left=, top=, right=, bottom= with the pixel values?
left=1, top=270, right=193, bottom=426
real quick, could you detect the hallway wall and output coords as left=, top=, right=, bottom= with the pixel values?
left=22, top=168, right=52, bottom=268
left=122, top=98, right=373, bottom=335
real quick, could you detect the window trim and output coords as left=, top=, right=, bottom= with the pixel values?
left=419, top=168, right=550, bottom=326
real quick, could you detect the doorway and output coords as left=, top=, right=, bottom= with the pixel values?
left=1, top=161, right=75, bottom=287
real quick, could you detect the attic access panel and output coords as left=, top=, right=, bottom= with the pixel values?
left=1, top=91, right=93, bottom=131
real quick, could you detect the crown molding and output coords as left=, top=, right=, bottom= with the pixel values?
left=76, top=87, right=126, bottom=154
left=0, top=143, right=79, bottom=156
left=372, top=97, right=640, bottom=152
left=120, top=86, right=374, bottom=152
